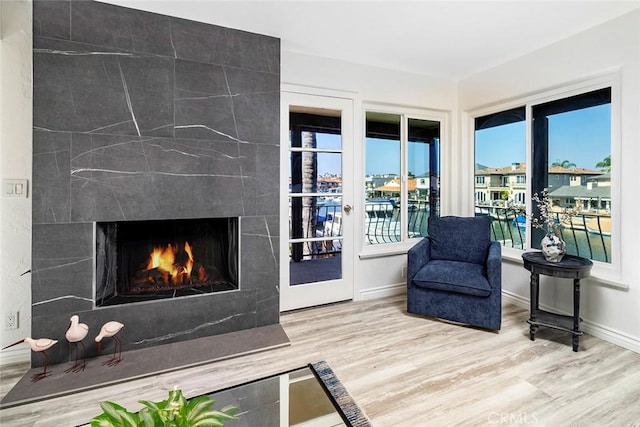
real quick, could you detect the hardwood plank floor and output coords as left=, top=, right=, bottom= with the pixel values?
left=1, top=295, right=639, bottom=426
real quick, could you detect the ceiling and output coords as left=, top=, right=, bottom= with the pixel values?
left=106, top=1, right=640, bottom=79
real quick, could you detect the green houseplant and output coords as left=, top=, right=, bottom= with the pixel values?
left=91, top=386, right=238, bottom=427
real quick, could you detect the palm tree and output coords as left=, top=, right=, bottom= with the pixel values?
left=551, top=159, right=576, bottom=169
left=596, top=155, right=611, bottom=172
left=302, top=131, right=318, bottom=257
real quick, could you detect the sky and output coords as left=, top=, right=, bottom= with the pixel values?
left=475, top=104, right=611, bottom=170
left=312, top=134, right=431, bottom=176
left=303, top=103, right=610, bottom=177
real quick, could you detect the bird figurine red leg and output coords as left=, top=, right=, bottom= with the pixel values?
left=2, top=337, right=58, bottom=382
left=95, top=321, right=124, bottom=367
left=64, top=315, right=89, bottom=373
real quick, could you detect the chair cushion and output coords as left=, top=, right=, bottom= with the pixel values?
left=428, top=215, right=492, bottom=265
left=412, top=260, right=492, bottom=297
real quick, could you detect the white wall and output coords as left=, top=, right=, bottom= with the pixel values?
left=283, top=51, right=457, bottom=109
left=0, top=0, right=33, bottom=364
left=458, top=10, right=640, bottom=352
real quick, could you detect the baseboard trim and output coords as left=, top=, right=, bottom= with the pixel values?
left=359, top=282, right=406, bottom=300
left=501, top=290, right=530, bottom=308
left=0, top=347, right=30, bottom=366
left=502, top=290, right=640, bottom=354
left=582, top=320, right=640, bottom=354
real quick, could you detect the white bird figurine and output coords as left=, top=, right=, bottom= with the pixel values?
left=65, top=314, right=89, bottom=373
left=95, top=321, right=124, bottom=367
left=2, top=337, right=58, bottom=381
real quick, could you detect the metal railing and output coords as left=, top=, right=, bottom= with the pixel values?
left=475, top=205, right=611, bottom=263
left=291, top=203, right=611, bottom=263
left=364, top=200, right=430, bottom=244
left=475, top=205, right=526, bottom=249
left=556, top=213, right=610, bottom=263
left=289, top=200, right=432, bottom=258
left=289, top=203, right=343, bottom=260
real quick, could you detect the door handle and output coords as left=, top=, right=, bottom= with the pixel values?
left=344, top=204, right=352, bottom=214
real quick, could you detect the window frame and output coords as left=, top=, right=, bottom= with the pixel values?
left=466, top=74, right=622, bottom=285
left=360, top=103, right=448, bottom=257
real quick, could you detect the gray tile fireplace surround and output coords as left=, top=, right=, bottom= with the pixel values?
left=30, top=0, right=282, bottom=367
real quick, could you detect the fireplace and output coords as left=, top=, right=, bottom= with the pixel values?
left=30, top=0, right=281, bottom=368
left=96, top=218, right=239, bottom=306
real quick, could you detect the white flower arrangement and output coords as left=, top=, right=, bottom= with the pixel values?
left=527, top=188, right=577, bottom=236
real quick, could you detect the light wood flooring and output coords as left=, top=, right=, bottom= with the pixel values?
left=1, top=295, right=640, bottom=426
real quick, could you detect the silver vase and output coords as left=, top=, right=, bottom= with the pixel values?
left=541, top=233, right=566, bottom=262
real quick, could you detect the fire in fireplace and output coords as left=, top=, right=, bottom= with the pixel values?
left=133, top=240, right=210, bottom=292
left=95, top=218, right=239, bottom=306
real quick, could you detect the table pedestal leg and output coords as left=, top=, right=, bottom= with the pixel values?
left=573, top=278, right=581, bottom=352
left=529, top=272, right=539, bottom=341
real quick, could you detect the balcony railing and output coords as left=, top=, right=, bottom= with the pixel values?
left=289, top=202, right=343, bottom=260
left=291, top=202, right=611, bottom=263
left=290, top=200, right=432, bottom=258
left=364, top=200, right=430, bottom=244
left=475, top=205, right=611, bottom=263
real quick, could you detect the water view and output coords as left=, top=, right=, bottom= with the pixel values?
left=483, top=207, right=611, bottom=263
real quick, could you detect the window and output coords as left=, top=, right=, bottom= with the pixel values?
left=365, top=110, right=441, bottom=245
left=476, top=176, right=485, bottom=184
left=514, top=191, right=526, bottom=205
left=532, top=87, right=611, bottom=263
left=475, top=106, right=527, bottom=249
left=473, top=87, right=612, bottom=264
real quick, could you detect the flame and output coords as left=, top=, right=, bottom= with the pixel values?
left=184, top=241, right=194, bottom=277
left=145, top=241, right=195, bottom=285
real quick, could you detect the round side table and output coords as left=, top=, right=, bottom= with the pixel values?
left=522, top=252, right=593, bottom=352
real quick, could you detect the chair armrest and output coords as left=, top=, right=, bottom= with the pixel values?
left=407, top=238, right=430, bottom=285
left=486, top=241, right=502, bottom=291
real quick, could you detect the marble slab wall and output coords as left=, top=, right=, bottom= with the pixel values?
left=31, top=0, right=280, bottom=366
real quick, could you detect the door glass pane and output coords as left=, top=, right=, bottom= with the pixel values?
left=289, top=112, right=342, bottom=285
left=315, top=132, right=342, bottom=151
left=365, top=112, right=401, bottom=244
left=408, top=118, right=440, bottom=239
left=289, top=151, right=342, bottom=193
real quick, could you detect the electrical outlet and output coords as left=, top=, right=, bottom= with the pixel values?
left=5, top=312, right=18, bottom=330
left=401, top=266, right=407, bottom=278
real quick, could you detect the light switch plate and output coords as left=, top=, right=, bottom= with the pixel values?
left=3, top=179, right=29, bottom=198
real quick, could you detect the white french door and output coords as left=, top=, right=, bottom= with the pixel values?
left=280, top=89, right=355, bottom=311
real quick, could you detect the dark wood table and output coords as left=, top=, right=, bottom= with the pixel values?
left=522, top=252, right=593, bottom=352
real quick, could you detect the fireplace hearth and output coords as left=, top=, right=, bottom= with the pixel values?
left=96, top=218, right=239, bottom=306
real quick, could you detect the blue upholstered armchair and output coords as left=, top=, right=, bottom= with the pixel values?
left=407, top=215, right=502, bottom=330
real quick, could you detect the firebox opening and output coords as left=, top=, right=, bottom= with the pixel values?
left=96, top=218, right=239, bottom=307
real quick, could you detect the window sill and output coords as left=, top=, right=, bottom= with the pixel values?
left=359, top=240, right=419, bottom=259
left=359, top=242, right=630, bottom=290
left=502, top=249, right=629, bottom=290
left=583, top=275, right=629, bottom=290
